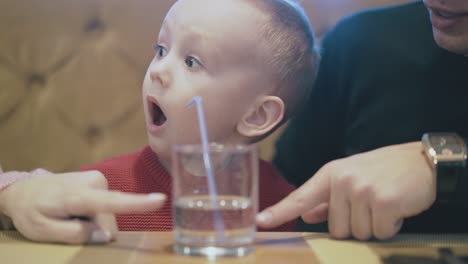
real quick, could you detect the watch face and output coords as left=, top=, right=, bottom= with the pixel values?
left=428, top=133, right=466, bottom=162
left=429, top=134, right=463, bottom=154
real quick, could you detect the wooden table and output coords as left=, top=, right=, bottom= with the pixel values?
left=0, top=231, right=317, bottom=264
left=2, top=231, right=468, bottom=263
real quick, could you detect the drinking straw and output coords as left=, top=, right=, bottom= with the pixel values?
left=186, top=96, right=225, bottom=241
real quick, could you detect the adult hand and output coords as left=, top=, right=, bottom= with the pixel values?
left=0, top=170, right=166, bottom=244
left=256, top=142, right=436, bottom=240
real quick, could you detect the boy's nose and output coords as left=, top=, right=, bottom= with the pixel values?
left=149, top=65, right=170, bottom=89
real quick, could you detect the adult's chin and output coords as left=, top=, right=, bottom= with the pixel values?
left=432, top=29, right=468, bottom=56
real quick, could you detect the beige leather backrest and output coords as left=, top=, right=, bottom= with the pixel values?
left=0, top=0, right=413, bottom=172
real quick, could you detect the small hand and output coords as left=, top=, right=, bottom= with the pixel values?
left=256, top=142, right=436, bottom=240
left=0, top=170, right=166, bottom=244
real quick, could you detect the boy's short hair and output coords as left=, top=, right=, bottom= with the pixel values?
left=250, top=0, right=320, bottom=129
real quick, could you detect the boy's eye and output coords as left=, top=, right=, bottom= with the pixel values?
left=185, top=56, right=201, bottom=68
left=153, top=44, right=168, bottom=58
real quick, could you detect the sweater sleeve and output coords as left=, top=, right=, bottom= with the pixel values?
left=258, top=160, right=297, bottom=232
left=0, top=168, right=51, bottom=192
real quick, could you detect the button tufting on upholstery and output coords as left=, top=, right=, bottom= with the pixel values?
left=26, top=73, right=47, bottom=88
left=84, top=18, right=106, bottom=33
left=84, top=125, right=102, bottom=145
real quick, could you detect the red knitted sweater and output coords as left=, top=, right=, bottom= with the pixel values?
left=81, top=146, right=296, bottom=231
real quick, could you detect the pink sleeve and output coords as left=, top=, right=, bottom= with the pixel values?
left=0, top=168, right=51, bottom=191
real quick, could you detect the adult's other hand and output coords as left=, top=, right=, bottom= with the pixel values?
left=0, top=170, right=166, bottom=244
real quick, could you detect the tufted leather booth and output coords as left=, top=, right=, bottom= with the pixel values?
left=0, top=0, right=412, bottom=172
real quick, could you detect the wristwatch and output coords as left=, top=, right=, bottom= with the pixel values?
left=421, top=132, right=467, bottom=203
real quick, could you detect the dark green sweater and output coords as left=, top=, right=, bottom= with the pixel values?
left=274, top=1, right=468, bottom=233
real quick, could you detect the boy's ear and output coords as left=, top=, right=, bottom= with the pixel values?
left=237, top=96, right=285, bottom=138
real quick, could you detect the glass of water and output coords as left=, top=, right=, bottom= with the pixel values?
left=172, top=143, right=259, bottom=257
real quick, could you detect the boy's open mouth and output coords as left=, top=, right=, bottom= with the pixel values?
left=150, top=100, right=167, bottom=126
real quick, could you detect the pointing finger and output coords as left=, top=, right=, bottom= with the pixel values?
left=256, top=168, right=330, bottom=228
left=62, top=191, right=167, bottom=217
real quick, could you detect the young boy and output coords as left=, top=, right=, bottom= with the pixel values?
left=0, top=0, right=319, bottom=244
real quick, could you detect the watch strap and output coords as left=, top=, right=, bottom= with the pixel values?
left=437, top=162, right=464, bottom=203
